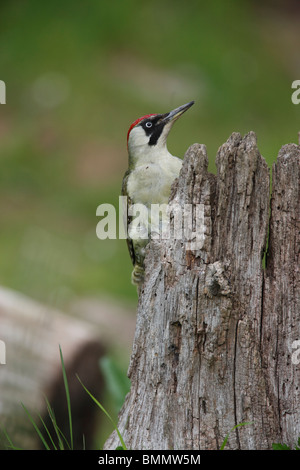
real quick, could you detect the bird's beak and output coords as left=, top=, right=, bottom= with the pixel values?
left=160, top=101, right=195, bottom=125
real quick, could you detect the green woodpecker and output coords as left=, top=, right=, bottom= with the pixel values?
left=122, top=101, right=194, bottom=286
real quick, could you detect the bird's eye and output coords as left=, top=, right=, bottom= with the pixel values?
left=145, top=121, right=152, bottom=128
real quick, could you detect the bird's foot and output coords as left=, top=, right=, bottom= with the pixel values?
left=131, top=265, right=145, bottom=286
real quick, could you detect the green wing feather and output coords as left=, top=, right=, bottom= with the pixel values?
left=121, top=170, right=136, bottom=266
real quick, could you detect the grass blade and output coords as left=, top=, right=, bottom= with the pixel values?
left=21, top=403, right=50, bottom=450
left=59, top=345, right=73, bottom=450
left=76, top=374, right=127, bottom=450
left=1, top=427, right=22, bottom=450
left=38, top=412, right=58, bottom=450
left=220, top=421, right=253, bottom=450
left=44, top=396, right=70, bottom=450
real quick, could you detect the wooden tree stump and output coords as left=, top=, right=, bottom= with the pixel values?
left=104, top=132, right=300, bottom=450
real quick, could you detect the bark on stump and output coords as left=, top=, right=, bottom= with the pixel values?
left=104, top=132, right=300, bottom=450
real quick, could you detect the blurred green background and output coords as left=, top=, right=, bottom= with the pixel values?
left=0, top=0, right=299, bottom=448
left=0, top=0, right=299, bottom=306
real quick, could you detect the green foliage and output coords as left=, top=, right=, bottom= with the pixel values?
left=77, top=374, right=127, bottom=450
left=1, top=428, right=22, bottom=451
left=2, top=346, right=75, bottom=450
left=272, top=437, right=300, bottom=450
left=220, top=422, right=253, bottom=450
left=59, top=345, right=73, bottom=449
left=3, top=346, right=299, bottom=451
left=2, top=346, right=126, bottom=450
left=99, top=356, right=130, bottom=413
left=272, top=443, right=291, bottom=450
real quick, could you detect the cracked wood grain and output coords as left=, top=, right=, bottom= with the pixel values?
left=104, top=133, right=299, bottom=450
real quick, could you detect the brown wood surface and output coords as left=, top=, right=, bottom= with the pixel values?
left=104, top=132, right=299, bottom=450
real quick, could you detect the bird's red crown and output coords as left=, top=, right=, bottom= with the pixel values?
left=127, top=114, right=157, bottom=145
